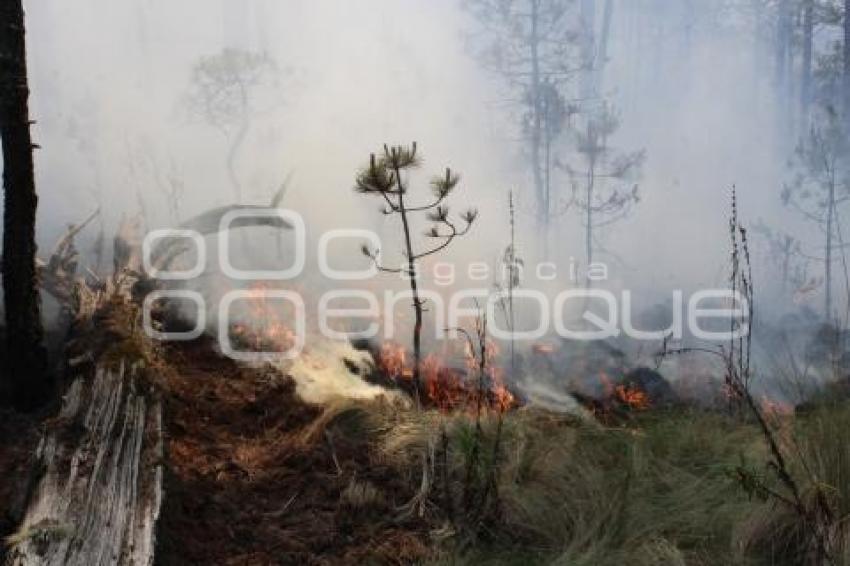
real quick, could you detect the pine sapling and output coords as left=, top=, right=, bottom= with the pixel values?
left=355, top=142, right=477, bottom=406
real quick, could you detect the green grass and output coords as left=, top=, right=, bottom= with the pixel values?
left=411, top=405, right=843, bottom=566
left=452, top=409, right=763, bottom=565
left=333, top=398, right=850, bottom=565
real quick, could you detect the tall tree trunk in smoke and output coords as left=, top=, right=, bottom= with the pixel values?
left=801, top=0, right=814, bottom=129
left=585, top=122, right=596, bottom=271
left=466, top=0, right=576, bottom=259
left=579, top=0, right=596, bottom=102
left=528, top=0, right=545, bottom=235
left=826, top=171, right=836, bottom=321
left=595, top=0, right=614, bottom=95
left=844, top=0, right=850, bottom=127
left=0, top=0, right=49, bottom=409
left=776, top=0, right=792, bottom=132
left=543, top=119, right=551, bottom=258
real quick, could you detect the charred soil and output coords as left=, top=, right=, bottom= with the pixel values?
left=155, top=337, right=431, bottom=565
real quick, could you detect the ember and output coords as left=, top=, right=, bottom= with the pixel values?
left=583, top=371, right=653, bottom=415
left=614, top=384, right=650, bottom=410
left=228, top=284, right=297, bottom=353
left=378, top=342, right=412, bottom=380
left=377, top=341, right=516, bottom=413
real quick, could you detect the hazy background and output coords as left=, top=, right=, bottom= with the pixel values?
left=15, top=0, right=823, bottom=318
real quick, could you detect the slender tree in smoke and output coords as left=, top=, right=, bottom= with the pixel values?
left=528, top=78, right=578, bottom=256
left=594, top=0, right=614, bottom=94
left=464, top=0, right=581, bottom=246
left=579, top=0, right=596, bottom=101
left=782, top=107, right=850, bottom=321
left=801, top=0, right=814, bottom=128
left=355, top=143, right=477, bottom=406
left=0, top=0, right=49, bottom=409
left=773, top=0, right=797, bottom=136
left=185, top=48, right=278, bottom=202
left=495, top=190, right=522, bottom=378
left=563, top=102, right=644, bottom=272
left=753, top=220, right=810, bottom=300
left=845, top=0, right=850, bottom=127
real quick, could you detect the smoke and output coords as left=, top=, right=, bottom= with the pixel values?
left=11, top=0, right=841, bottom=400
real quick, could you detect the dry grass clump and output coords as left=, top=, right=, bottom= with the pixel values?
left=374, top=406, right=766, bottom=565
left=736, top=403, right=850, bottom=565
left=340, top=479, right=388, bottom=511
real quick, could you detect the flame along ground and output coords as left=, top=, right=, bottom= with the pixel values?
left=375, top=339, right=516, bottom=413
left=219, top=282, right=803, bottom=421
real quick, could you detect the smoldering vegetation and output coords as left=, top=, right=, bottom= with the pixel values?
left=7, top=1, right=850, bottom=565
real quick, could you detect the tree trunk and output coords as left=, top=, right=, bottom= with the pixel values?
left=844, top=0, right=850, bottom=127
left=0, top=0, right=49, bottom=410
left=776, top=0, right=792, bottom=134
left=826, top=174, right=836, bottom=321
left=580, top=0, right=597, bottom=102
left=7, top=364, right=163, bottom=566
left=543, top=122, right=551, bottom=259
left=595, top=0, right=614, bottom=95
left=528, top=0, right=545, bottom=235
left=801, top=0, right=814, bottom=128
left=394, top=164, right=423, bottom=408
left=585, top=133, right=595, bottom=272
left=776, top=0, right=791, bottom=87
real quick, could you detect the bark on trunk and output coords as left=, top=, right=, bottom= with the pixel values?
left=0, top=0, right=49, bottom=410
left=4, top=364, right=163, bottom=566
left=394, top=164, right=423, bottom=408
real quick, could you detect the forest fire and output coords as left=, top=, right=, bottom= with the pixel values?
left=378, top=342, right=412, bottom=380
left=229, top=284, right=297, bottom=354
left=377, top=341, right=516, bottom=413
left=590, top=370, right=653, bottom=414
left=614, top=384, right=651, bottom=410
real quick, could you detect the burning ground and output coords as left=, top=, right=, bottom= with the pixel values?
left=1, top=191, right=850, bottom=565
left=5, top=279, right=850, bottom=566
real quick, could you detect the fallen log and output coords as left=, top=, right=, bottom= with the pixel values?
left=5, top=363, right=162, bottom=566
left=3, top=197, right=299, bottom=565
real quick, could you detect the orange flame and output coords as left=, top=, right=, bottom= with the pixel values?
left=379, top=342, right=412, bottom=380
left=595, top=371, right=651, bottom=412
left=615, top=384, right=650, bottom=410
left=378, top=340, right=516, bottom=413
left=230, top=283, right=296, bottom=353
